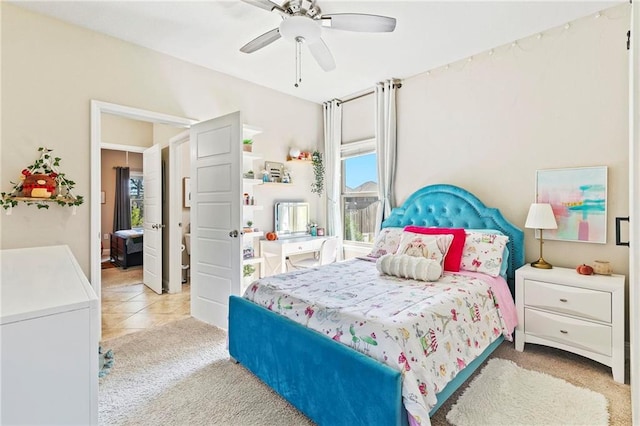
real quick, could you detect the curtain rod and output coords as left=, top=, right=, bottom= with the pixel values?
left=336, top=81, right=402, bottom=105
left=337, top=90, right=373, bottom=105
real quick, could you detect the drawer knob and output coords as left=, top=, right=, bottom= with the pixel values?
left=560, top=329, right=568, bottom=334
left=559, top=298, right=568, bottom=303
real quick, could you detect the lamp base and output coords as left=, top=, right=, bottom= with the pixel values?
left=531, top=258, right=553, bottom=269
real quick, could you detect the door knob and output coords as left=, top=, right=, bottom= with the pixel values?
left=229, top=230, right=239, bottom=238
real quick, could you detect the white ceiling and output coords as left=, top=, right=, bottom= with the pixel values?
left=11, top=1, right=622, bottom=104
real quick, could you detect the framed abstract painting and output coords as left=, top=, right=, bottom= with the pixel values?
left=535, top=166, right=607, bottom=244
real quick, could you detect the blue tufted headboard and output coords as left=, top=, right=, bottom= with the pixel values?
left=381, top=184, right=524, bottom=293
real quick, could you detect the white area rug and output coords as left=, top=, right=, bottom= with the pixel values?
left=446, top=358, right=609, bottom=426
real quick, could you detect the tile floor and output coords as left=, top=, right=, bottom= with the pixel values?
left=101, top=281, right=191, bottom=341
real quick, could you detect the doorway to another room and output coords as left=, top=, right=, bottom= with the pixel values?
left=94, top=105, right=194, bottom=340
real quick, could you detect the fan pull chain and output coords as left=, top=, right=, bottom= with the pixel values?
left=295, top=37, right=302, bottom=87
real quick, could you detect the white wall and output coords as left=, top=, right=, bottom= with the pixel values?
left=395, top=4, right=630, bottom=282
left=102, top=114, right=152, bottom=147
left=0, top=4, right=322, bottom=276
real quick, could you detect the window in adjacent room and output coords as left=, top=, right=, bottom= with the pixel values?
left=342, top=140, right=378, bottom=245
left=130, top=172, right=144, bottom=227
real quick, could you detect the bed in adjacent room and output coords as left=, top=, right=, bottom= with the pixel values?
left=228, top=184, right=524, bottom=426
left=109, top=228, right=143, bottom=269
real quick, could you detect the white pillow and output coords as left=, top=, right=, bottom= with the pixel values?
left=460, top=231, right=509, bottom=277
left=367, top=227, right=404, bottom=259
left=376, top=254, right=443, bottom=282
left=395, top=232, right=454, bottom=274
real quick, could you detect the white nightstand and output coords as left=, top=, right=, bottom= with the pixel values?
left=515, top=264, right=625, bottom=383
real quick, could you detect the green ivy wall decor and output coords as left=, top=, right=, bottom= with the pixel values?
left=243, top=264, right=256, bottom=278
left=0, top=147, right=84, bottom=211
left=311, top=150, right=324, bottom=196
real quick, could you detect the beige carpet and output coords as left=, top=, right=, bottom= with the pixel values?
left=100, top=318, right=631, bottom=426
left=99, top=318, right=313, bottom=426
left=101, top=265, right=143, bottom=288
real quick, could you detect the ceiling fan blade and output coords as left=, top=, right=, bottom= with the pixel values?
left=241, top=0, right=285, bottom=14
left=240, top=28, right=281, bottom=53
left=321, top=14, right=397, bottom=32
left=307, top=38, right=336, bottom=72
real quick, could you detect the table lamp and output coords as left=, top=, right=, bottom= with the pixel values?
left=525, top=203, right=558, bottom=269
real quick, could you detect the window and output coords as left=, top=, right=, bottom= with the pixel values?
left=129, top=172, right=144, bottom=227
left=342, top=143, right=378, bottom=245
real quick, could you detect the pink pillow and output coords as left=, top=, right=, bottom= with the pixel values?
left=404, top=226, right=466, bottom=272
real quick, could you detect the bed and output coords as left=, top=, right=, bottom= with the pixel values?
left=228, top=184, right=524, bottom=425
left=109, top=228, right=144, bottom=269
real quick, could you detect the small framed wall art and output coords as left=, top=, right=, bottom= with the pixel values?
left=535, top=166, right=607, bottom=243
left=183, top=177, right=191, bottom=208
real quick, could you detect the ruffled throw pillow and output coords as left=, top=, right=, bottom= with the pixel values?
left=376, top=254, right=443, bottom=282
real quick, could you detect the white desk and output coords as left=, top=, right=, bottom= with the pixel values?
left=260, top=236, right=328, bottom=276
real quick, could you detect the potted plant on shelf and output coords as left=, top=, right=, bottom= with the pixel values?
left=311, top=150, right=324, bottom=196
left=0, top=146, right=84, bottom=210
left=243, top=139, right=253, bottom=152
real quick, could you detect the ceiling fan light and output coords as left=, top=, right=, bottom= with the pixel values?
left=279, top=16, right=321, bottom=43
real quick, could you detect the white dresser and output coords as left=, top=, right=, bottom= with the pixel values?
left=515, top=264, right=625, bottom=383
left=1, top=245, right=99, bottom=425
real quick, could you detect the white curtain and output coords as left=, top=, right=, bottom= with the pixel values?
left=323, top=99, right=343, bottom=249
left=374, top=79, right=399, bottom=233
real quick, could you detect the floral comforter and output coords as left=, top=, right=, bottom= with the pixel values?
left=243, top=259, right=516, bottom=424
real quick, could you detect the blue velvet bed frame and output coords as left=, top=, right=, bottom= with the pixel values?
left=229, top=184, right=524, bottom=425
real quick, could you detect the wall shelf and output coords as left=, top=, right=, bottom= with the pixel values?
left=1, top=147, right=84, bottom=212
left=243, top=257, right=264, bottom=266
left=3, top=196, right=81, bottom=214
left=261, top=182, right=295, bottom=186
left=7, top=196, right=78, bottom=203
left=243, top=152, right=262, bottom=161
left=243, top=178, right=264, bottom=186
left=242, top=125, right=262, bottom=141
left=286, top=157, right=312, bottom=163
left=243, top=231, right=264, bottom=239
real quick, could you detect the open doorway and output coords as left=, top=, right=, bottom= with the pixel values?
left=90, top=101, right=195, bottom=340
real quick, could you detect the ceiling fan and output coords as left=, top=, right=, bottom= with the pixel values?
left=240, top=0, right=396, bottom=83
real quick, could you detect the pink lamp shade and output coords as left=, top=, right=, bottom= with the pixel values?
left=525, top=203, right=558, bottom=230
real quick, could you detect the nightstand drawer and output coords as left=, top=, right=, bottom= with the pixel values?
left=524, top=308, right=612, bottom=356
left=524, top=279, right=611, bottom=323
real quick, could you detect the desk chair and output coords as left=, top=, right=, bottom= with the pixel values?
left=288, top=238, right=338, bottom=270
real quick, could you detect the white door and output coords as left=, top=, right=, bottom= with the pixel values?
left=143, top=144, right=163, bottom=295
left=190, top=112, right=242, bottom=329
left=630, top=3, right=639, bottom=423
